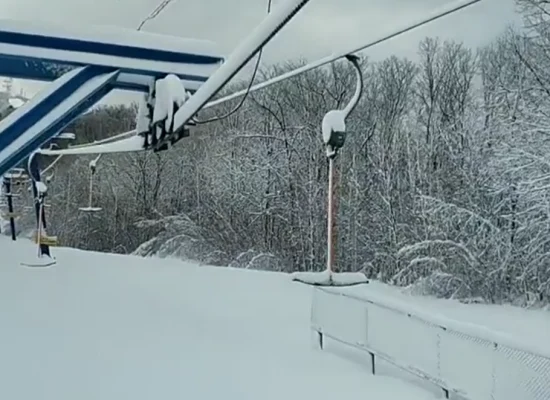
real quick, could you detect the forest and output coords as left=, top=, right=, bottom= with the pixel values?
left=4, top=0, right=550, bottom=306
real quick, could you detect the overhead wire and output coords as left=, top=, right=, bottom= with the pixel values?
left=137, top=0, right=176, bottom=31
left=203, top=0, right=482, bottom=110
left=192, top=0, right=273, bottom=124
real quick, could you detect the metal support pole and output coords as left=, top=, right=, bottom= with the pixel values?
left=88, top=171, right=94, bottom=209
left=326, top=157, right=334, bottom=274
left=4, top=178, right=16, bottom=240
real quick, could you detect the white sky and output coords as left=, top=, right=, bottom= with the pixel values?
left=0, top=0, right=522, bottom=104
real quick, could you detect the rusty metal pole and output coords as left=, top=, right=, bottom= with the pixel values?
left=332, top=157, right=339, bottom=272
left=326, top=156, right=340, bottom=274
left=326, top=157, right=334, bottom=274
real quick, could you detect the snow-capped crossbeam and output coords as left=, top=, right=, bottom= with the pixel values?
left=0, top=19, right=224, bottom=92
left=38, top=135, right=146, bottom=156
left=153, top=0, right=313, bottom=150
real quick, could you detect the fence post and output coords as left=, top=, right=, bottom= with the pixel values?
left=317, top=330, right=324, bottom=350
left=370, top=352, right=376, bottom=375
left=4, top=178, right=16, bottom=241
left=491, top=342, right=498, bottom=400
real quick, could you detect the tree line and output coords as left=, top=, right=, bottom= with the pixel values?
left=8, top=0, right=550, bottom=306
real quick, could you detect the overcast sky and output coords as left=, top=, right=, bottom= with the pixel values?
left=0, top=0, right=522, bottom=104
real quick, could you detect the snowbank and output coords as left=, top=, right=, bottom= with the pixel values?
left=0, top=237, right=437, bottom=400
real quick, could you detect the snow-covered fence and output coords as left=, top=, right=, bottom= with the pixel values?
left=310, top=287, right=550, bottom=400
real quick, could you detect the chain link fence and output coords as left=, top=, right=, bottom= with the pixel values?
left=311, top=287, right=550, bottom=400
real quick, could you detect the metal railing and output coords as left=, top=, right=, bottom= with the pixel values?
left=310, top=287, right=550, bottom=400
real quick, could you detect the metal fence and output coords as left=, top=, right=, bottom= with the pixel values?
left=310, top=287, right=550, bottom=400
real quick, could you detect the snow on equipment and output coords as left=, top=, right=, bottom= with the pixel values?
left=20, top=152, right=57, bottom=267
left=291, top=55, right=368, bottom=287
left=79, top=155, right=102, bottom=213
left=56, top=132, right=76, bottom=141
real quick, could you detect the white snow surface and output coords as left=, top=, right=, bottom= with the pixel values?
left=56, top=132, right=76, bottom=140
left=35, top=181, right=47, bottom=193
left=89, top=155, right=100, bottom=169
left=0, top=237, right=437, bottom=400
left=8, top=97, right=25, bottom=109
left=39, top=134, right=145, bottom=155
left=291, top=270, right=368, bottom=285
left=136, top=93, right=151, bottom=135
left=322, top=109, right=346, bottom=143
left=153, top=74, right=189, bottom=133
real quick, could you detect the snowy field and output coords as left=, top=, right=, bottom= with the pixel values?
left=2, top=237, right=548, bottom=399
left=0, top=237, right=438, bottom=400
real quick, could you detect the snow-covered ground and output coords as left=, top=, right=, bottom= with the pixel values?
left=0, top=238, right=437, bottom=400
left=3, top=237, right=548, bottom=399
